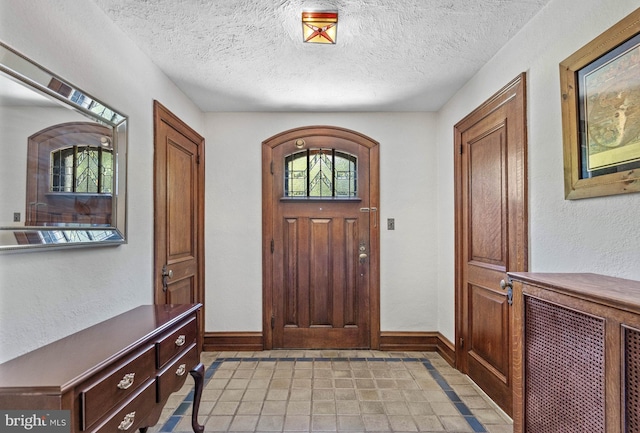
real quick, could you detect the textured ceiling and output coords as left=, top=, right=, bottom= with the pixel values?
left=92, top=0, right=551, bottom=112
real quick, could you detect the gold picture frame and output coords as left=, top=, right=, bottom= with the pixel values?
left=560, top=7, right=640, bottom=199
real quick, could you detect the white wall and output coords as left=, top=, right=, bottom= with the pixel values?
left=2, top=0, right=640, bottom=362
left=205, top=113, right=439, bottom=333
left=0, top=1, right=204, bottom=362
left=435, top=0, right=640, bottom=341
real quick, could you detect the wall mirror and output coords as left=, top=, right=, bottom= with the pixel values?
left=0, top=42, right=127, bottom=251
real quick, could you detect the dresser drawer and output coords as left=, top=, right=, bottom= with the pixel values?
left=157, top=343, right=198, bottom=402
left=80, top=346, right=155, bottom=430
left=156, top=317, right=196, bottom=368
left=88, top=379, right=156, bottom=433
left=0, top=304, right=202, bottom=433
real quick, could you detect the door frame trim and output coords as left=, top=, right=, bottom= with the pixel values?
left=262, top=125, right=380, bottom=350
left=454, top=73, right=529, bottom=371
left=152, top=100, right=206, bottom=342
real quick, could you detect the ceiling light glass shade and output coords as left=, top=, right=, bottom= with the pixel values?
left=302, top=11, right=338, bottom=44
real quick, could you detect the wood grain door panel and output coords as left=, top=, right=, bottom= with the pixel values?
left=153, top=101, right=205, bottom=347
left=163, top=130, right=198, bottom=304
left=464, top=117, right=511, bottom=405
left=167, top=136, right=196, bottom=260
left=308, top=218, right=333, bottom=327
left=276, top=200, right=369, bottom=349
left=468, top=125, right=507, bottom=269
left=455, top=74, right=528, bottom=416
left=166, top=277, right=195, bottom=305
left=280, top=214, right=362, bottom=346
left=469, top=284, right=509, bottom=380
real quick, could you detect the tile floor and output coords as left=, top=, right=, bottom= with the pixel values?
left=151, top=350, right=512, bottom=433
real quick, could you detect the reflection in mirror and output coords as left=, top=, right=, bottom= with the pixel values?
left=0, top=42, right=127, bottom=251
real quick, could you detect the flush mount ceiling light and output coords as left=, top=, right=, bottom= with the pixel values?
left=302, top=11, right=338, bottom=44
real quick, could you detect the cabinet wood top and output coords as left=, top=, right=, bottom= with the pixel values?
left=0, top=304, right=201, bottom=392
left=508, top=272, right=640, bottom=314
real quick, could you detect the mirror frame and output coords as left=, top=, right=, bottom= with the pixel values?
left=0, top=41, right=127, bottom=252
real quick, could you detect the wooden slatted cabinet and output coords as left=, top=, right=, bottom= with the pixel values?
left=509, top=273, right=640, bottom=433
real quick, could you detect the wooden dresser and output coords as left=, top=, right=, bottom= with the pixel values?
left=508, top=273, right=640, bottom=433
left=0, top=304, right=204, bottom=433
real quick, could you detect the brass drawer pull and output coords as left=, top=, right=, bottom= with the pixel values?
left=175, top=335, right=186, bottom=347
left=176, top=364, right=186, bottom=377
left=117, top=373, right=135, bottom=390
left=117, top=411, right=135, bottom=431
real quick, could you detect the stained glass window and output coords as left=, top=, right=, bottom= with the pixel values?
left=284, top=149, right=357, bottom=197
left=50, top=145, right=113, bottom=193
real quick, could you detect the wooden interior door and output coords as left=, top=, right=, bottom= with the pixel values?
left=454, top=74, right=528, bottom=416
left=263, top=126, right=380, bottom=350
left=153, top=101, right=205, bottom=317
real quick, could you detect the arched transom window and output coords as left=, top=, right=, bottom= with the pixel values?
left=50, top=145, right=113, bottom=193
left=25, top=121, right=114, bottom=226
left=284, top=148, right=357, bottom=197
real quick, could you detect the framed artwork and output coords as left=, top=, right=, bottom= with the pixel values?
left=560, top=7, right=640, bottom=199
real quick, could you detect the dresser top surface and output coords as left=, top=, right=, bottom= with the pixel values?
left=0, top=303, right=200, bottom=392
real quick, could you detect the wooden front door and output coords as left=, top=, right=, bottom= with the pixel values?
left=454, top=74, right=528, bottom=416
left=153, top=101, right=205, bottom=318
left=263, top=126, right=380, bottom=350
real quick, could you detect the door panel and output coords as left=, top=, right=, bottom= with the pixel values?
left=455, top=74, right=528, bottom=416
left=343, top=218, right=359, bottom=326
left=263, top=126, right=379, bottom=350
left=469, top=284, right=509, bottom=379
left=167, top=139, right=195, bottom=259
left=153, top=101, right=205, bottom=345
left=309, top=218, right=332, bottom=326
left=158, top=122, right=198, bottom=303
left=276, top=190, right=369, bottom=349
left=465, top=120, right=512, bottom=404
left=282, top=215, right=361, bottom=331
left=465, top=120, right=511, bottom=399
left=166, top=277, right=195, bottom=304
left=469, top=127, right=506, bottom=268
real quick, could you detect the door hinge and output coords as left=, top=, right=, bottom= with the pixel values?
left=196, top=154, right=200, bottom=164
left=460, top=144, right=463, bottom=155
left=459, top=337, right=464, bottom=348
left=270, top=239, right=274, bottom=254
left=271, top=314, right=275, bottom=329
left=270, top=161, right=274, bottom=175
